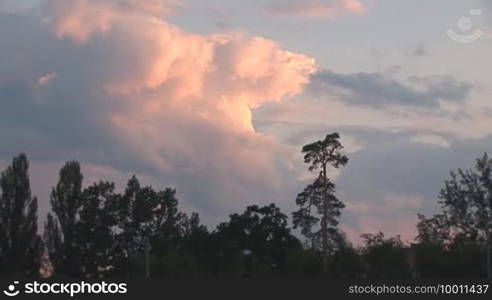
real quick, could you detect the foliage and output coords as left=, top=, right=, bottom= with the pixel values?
left=0, top=154, right=41, bottom=277
left=45, top=161, right=83, bottom=277
left=214, top=204, right=302, bottom=277
left=418, top=153, right=492, bottom=278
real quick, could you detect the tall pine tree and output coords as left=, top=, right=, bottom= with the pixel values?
left=292, top=133, right=348, bottom=273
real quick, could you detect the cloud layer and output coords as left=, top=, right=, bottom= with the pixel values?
left=309, top=70, right=472, bottom=108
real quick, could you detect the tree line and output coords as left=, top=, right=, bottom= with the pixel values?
left=0, top=133, right=491, bottom=278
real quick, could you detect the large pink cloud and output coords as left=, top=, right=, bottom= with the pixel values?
left=40, top=0, right=317, bottom=217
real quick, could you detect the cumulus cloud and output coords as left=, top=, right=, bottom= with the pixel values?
left=309, top=70, right=472, bottom=108
left=0, top=0, right=316, bottom=223
left=45, top=0, right=183, bottom=42
left=265, top=0, right=365, bottom=19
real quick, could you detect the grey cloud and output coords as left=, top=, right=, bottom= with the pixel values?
left=309, top=70, right=473, bottom=108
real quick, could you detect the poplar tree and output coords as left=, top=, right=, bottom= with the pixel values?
left=0, top=154, right=41, bottom=276
left=44, top=161, right=84, bottom=277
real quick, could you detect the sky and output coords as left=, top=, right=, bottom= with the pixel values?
left=0, top=0, right=491, bottom=243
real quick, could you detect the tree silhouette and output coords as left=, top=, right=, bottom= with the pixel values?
left=360, top=232, right=409, bottom=278
left=215, top=204, right=301, bottom=277
left=78, top=181, right=122, bottom=277
left=109, top=176, right=186, bottom=276
left=440, top=153, right=492, bottom=278
left=420, top=153, right=492, bottom=278
left=0, top=154, right=41, bottom=277
left=3, top=152, right=492, bottom=278
left=44, top=161, right=84, bottom=277
left=416, top=214, right=450, bottom=246
left=174, top=212, right=210, bottom=275
left=292, top=133, right=348, bottom=273
left=110, top=175, right=148, bottom=275
left=44, top=213, right=62, bottom=273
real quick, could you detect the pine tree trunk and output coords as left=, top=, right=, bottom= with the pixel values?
left=321, top=204, right=329, bottom=274
left=321, top=162, right=329, bottom=274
